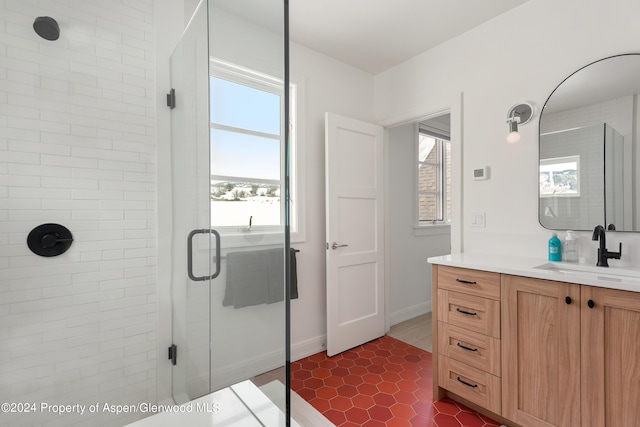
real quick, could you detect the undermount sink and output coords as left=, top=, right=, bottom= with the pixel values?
left=534, top=262, right=640, bottom=283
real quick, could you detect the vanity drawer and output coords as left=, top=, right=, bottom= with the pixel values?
left=437, top=290, right=500, bottom=338
left=437, top=266, right=501, bottom=300
left=438, top=356, right=501, bottom=415
left=437, top=322, right=501, bottom=376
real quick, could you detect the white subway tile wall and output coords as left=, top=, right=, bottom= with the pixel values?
left=0, top=1, right=157, bottom=426
left=540, top=97, right=632, bottom=230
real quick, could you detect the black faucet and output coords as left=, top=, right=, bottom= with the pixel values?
left=591, top=225, right=622, bottom=267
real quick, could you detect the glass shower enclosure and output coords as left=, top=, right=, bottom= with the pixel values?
left=539, top=123, right=626, bottom=231
left=168, top=0, right=291, bottom=423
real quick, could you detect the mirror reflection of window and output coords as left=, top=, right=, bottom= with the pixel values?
left=539, top=156, right=580, bottom=197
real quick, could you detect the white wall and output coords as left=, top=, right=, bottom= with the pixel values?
left=375, top=0, right=640, bottom=267
left=387, top=123, right=451, bottom=325
left=0, top=1, right=157, bottom=426
left=289, top=42, right=375, bottom=358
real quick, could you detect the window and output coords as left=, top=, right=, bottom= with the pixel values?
left=539, top=155, right=580, bottom=197
left=417, top=128, right=451, bottom=225
left=208, top=60, right=301, bottom=239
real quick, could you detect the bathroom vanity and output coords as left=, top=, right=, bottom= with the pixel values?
left=429, top=253, right=640, bottom=427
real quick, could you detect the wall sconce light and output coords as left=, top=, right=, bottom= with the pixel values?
left=506, top=102, right=534, bottom=144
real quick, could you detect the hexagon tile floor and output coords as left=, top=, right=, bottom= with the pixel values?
left=290, top=335, right=501, bottom=427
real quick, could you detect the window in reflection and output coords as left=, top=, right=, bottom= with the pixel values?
left=540, top=155, right=580, bottom=197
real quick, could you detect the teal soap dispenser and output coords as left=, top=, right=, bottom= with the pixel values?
left=548, top=232, right=562, bottom=261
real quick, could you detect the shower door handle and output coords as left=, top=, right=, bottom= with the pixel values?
left=187, top=229, right=221, bottom=281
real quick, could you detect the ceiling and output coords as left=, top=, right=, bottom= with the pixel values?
left=213, top=0, right=528, bottom=75
left=543, top=54, right=640, bottom=114
left=289, top=0, right=529, bottom=75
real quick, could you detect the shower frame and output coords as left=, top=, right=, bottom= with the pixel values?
left=166, top=0, right=292, bottom=423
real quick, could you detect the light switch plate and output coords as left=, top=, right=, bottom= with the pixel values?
left=470, top=211, right=486, bottom=228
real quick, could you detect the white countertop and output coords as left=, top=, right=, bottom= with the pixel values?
left=428, top=253, right=640, bottom=293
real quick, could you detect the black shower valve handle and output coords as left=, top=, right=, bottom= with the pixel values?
left=27, top=223, right=74, bottom=257
left=41, top=233, right=73, bottom=248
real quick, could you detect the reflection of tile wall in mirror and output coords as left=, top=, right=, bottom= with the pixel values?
left=539, top=125, right=604, bottom=231
left=539, top=53, right=640, bottom=232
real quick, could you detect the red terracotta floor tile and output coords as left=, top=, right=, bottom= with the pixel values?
left=373, top=392, right=396, bottom=407
left=387, top=419, right=412, bottom=427
left=433, top=413, right=462, bottom=427
left=346, top=407, right=370, bottom=424
left=368, top=405, right=394, bottom=422
left=291, top=335, right=500, bottom=427
left=352, top=394, right=376, bottom=410
left=325, top=409, right=347, bottom=425
left=390, top=402, right=416, bottom=420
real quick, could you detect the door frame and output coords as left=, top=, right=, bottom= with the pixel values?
left=380, top=94, right=463, bottom=332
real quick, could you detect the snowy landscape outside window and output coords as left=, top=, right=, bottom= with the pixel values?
left=209, top=73, right=297, bottom=233
left=539, top=155, right=580, bottom=197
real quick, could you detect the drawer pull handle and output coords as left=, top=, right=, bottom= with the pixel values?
left=456, top=307, right=477, bottom=316
left=456, top=342, right=478, bottom=352
left=455, top=278, right=477, bottom=284
left=456, top=377, right=478, bottom=388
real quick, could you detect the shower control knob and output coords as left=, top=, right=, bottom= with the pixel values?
left=27, top=223, right=73, bottom=257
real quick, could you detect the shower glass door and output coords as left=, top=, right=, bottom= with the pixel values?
left=169, top=0, right=290, bottom=422
left=169, top=0, right=212, bottom=403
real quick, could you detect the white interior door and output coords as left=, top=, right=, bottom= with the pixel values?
left=325, top=112, right=385, bottom=357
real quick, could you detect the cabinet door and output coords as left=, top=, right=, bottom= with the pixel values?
left=502, top=275, right=580, bottom=427
left=582, top=286, right=640, bottom=427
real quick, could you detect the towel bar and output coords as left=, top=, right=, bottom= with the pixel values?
left=214, top=248, right=299, bottom=262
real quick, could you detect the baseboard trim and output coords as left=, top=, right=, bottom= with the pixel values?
left=170, top=335, right=327, bottom=399
left=390, top=301, right=432, bottom=327
left=210, top=335, right=327, bottom=386
left=211, top=350, right=283, bottom=390
left=291, top=335, right=326, bottom=362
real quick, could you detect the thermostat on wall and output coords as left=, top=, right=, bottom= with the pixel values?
left=473, top=166, right=490, bottom=180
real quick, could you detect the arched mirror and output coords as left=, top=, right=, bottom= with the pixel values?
left=539, top=53, right=640, bottom=232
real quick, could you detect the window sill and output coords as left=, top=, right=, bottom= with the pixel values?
left=413, top=224, right=451, bottom=237
left=211, top=230, right=305, bottom=249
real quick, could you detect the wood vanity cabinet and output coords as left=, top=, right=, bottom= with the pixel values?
left=502, top=275, right=581, bottom=427
left=433, top=265, right=640, bottom=427
left=433, top=265, right=502, bottom=414
left=502, top=274, right=640, bottom=427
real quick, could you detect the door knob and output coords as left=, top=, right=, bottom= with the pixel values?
left=331, top=242, right=349, bottom=250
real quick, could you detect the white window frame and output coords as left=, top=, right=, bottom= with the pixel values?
left=415, top=123, right=451, bottom=236
left=539, top=155, right=581, bottom=198
left=208, top=59, right=306, bottom=247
